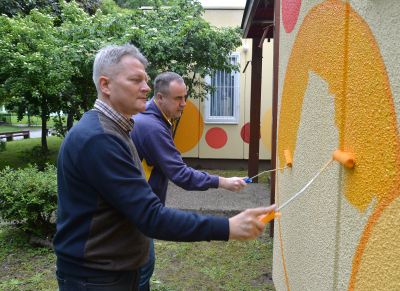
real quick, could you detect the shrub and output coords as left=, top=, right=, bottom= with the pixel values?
left=0, top=164, right=57, bottom=238
left=0, top=140, right=6, bottom=152
left=22, top=145, right=53, bottom=171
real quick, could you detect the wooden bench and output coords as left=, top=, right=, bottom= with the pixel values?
left=0, top=130, right=30, bottom=141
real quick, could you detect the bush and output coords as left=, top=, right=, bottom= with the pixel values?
left=0, top=164, right=57, bottom=238
left=22, top=145, right=53, bottom=171
left=0, top=140, right=5, bottom=152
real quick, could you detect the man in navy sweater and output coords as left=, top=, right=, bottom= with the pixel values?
left=131, top=72, right=249, bottom=290
left=54, top=44, right=274, bottom=291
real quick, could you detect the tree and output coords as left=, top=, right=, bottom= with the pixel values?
left=0, top=10, right=74, bottom=150
left=121, top=0, right=241, bottom=134
left=123, top=0, right=242, bottom=101
left=0, top=0, right=242, bottom=144
left=114, top=0, right=175, bottom=10
left=55, top=1, right=139, bottom=133
left=0, top=0, right=100, bottom=17
left=0, top=1, right=135, bottom=144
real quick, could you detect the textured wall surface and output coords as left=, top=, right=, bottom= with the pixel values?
left=273, top=0, right=400, bottom=290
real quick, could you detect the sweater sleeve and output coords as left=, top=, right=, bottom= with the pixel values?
left=140, top=126, right=219, bottom=190
left=79, top=133, right=229, bottom=242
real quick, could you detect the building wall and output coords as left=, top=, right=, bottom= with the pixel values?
left=174, top=8, right=274, bottom=160
left=272, top=1, right=400, bottom=290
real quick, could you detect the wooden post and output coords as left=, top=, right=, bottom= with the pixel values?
left=270, top=0, right=281, bottom=237
left=248, top=38, right=263, bottom=182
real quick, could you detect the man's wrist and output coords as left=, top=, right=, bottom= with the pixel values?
left=218, top=176, right=224, bottom=189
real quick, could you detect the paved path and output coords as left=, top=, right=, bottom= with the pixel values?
left=166, top=181, right=271, bottom=216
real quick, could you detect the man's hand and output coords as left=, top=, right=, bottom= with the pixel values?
left=228, top=205, right=276, bottom=240
left=219, top=176, right=247, bottom=192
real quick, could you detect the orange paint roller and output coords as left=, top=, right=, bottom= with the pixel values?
left=284, top=149, right=293, bottom=167
left=332, top=149, right=355, bottom=168
left=259, top=210, right=281, bottom=224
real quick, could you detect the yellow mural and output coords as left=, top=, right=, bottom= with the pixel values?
left=174, top=100, right=204, bottom=153
left=277, top=0, right=400, bottom=289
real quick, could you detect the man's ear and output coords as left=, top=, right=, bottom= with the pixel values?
left=156, top=92, right=164, bottom=101
left=99, top=76, right=111, bottom=96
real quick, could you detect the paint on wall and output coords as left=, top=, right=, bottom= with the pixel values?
left=274, top=0, right=400, bottom=290
left=282, top=0, right=301, bottom=33
left=205, top=127, right=228, bottom=149
left=174, top=100, right=204, bottom=153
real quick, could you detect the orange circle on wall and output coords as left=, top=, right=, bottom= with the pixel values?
left=205, top=127, right=228, bottom=149
left=174, top=100, right=204, bottom=153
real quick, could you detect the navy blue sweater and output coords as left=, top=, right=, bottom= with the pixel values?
left=131, top=99, right=219, bottom=204
left=54, top=110, right=229, bottom=276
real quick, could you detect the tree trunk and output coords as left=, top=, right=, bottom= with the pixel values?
left=41, top=108, right=48, bottom=152
left=67, top=111, right=74, bottom=131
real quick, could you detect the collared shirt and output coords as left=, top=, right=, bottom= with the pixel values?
left=93, top=99, right=134, bottom=134
left=152, top=98, right=172, bottom=127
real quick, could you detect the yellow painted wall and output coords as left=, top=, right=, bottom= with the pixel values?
left=174, top=8, right=274, bottom=160
left=273, top=1, right=400, bottom=290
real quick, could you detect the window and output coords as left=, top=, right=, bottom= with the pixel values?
left=204, top=53, right=240, bottom=124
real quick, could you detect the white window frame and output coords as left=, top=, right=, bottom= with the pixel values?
left=204, top=52, right=240, bottom=124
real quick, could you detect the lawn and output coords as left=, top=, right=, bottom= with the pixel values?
left=0, top=136, right=62, bottom=169
left=0, top=225, right=274, bottom=291
left=9, top=114, right=62, bottom=127
left=0, top=113, right=69, bottom=128
left=0, top=125, right=40, bottom=133
left=0, top=137, right=275, bottom=290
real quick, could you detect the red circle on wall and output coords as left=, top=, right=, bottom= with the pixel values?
left=241, top=122, right=251, bottom=144
left=241, top=122, right=261, bottom=144
left=205, top=127, right=228, bottom=149
left=282, top=0, right=301, bottom=33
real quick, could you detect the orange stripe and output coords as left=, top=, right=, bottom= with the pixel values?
left=276, top=170, right=291, bottom=291
left=348, top=189, right=399, bottom=290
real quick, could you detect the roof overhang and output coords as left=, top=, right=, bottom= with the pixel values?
left=241, top=0, right=274, bottom=39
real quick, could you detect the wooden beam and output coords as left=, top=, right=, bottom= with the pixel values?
left=248, top=38, right=263, bottom=182
left=270, top=0, right=280, bottom=237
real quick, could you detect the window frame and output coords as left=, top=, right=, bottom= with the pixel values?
left=204, top=52, right=240, bottom=124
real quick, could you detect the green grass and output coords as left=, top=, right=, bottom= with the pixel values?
left=0, top=125, right=40, bottom=133
left=10, top=115, right=43, bottom=126
left=152, top=233, right=274, bottom=290
left=0, top=136, right=62, bottom=169
left=0, top=114, right=68, bottom=127
left=0, top=226, right=58, bottom=291
left=0, top=225, right=274, bottom=291
left=9, top=115, right=61, bottom=127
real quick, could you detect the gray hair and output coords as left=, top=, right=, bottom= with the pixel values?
left=92, top=44, right=148, bottom=93
left=154, top=72, right=185, bottom=96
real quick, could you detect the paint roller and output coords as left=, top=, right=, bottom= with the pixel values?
left=332, top=149, right=355, bottom=168
left=243, top=150, right=293, bottom=183
left=258, top=149, right=355, bottom=224
left=283, top=149, right=293, bottom=167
